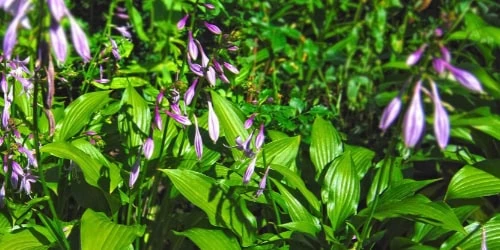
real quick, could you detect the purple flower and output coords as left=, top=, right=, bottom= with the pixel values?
left=406, top=44, right=427, bottom=66
left=207, top=100, right=219, bottom=143
left=11, top=161, right=23, bottom=189
left=177, top=14, right=189, bottom=30
left=110, top=38, right=121, bottom=60
left=218, top=73, right=229, bottom=84
left=243, top=157, right=257, bottom=184
left=440, top=45, right=451, bottom=62
left=204, top=3, right=215, bottom=10
left=403, top=81, right=425, bottom=148
left=431, top=80, right=449, bottom=149
left=206, top=66, right=216, bottom=86
left=48, top=0, right=68, bottom=22
left=94, top=64, right=110, bottom=84
left=184, top=77, right=198, bottom=106
left=227, top=45, right=239, bottom=52
left=212, top=58, right=223, bottom=73
left=0, top=183, right=5, bottom=208
left=256, top=166, right=270, bottom=197
left=50, top=21, right=68, bottom=62
left=435, top=28, right=443, bottom=37
left=18, top=145, right=37, bottom=168
left=244, top=114, right=256, bottom=129
left=2, top=0, right=31, bottom=59
left=194, top=116, right=203, bottom=160
left=114, top=26, right=132, bottom=39
left=153, top=106, right=163, bottom=130
left=196, top=40, right=210, bottom=68
left=433, top=58, right=446, bottom=74
left=255, top=124, right=265, bottom=150
left=143, top=138, right=154, bottom=160
left=235, top=132, right=255, bottom=158
left=166, top=110, right=192, bottom=126
left=188, top=30, right=198, bottom=60
left=223, top=62, right=239, bottom=74
left=129, top=159, right=140, bottom=188
left=19, top=171, right=37, bottom=195
left=204, top=21, right=222, bottom=35
left=445, top=64, right=483, bottom=93
left=69, top=16, right=91, bottom=62
left=379, top=96, right=402, bottom=131
left=188, top=56, right=204, bottom=77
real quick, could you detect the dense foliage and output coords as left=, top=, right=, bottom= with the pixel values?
left=1, top=0, right=500, bottom=249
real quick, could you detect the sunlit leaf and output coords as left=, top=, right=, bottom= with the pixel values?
left=80, top=209, right=145, bottom=250
left=441, top=214, right=500, bottom=250
left=446, top=164, right=500, bottom=200
left=0, top=226, right=55, bottom=249
left=174, top=228, right=241, bottom=250
left=119, top=85, right=151, bottom=148
left=262, top=135, right=301, bottom=172
left=310, top=116, right=343, bottom=179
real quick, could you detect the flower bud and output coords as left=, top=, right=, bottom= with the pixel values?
left=204, top=21, right=222, bottom=35
left=184, top=77, right=198, bottom=105
left=430, top=80, right=449, bottom=149
left=243, top=157, right=257, bottom=184
left=177, top=14, right=189, bottom=30
left=255, top=124, right=265, bottom=150
left=69, top=16, right=91, bottom=62
left=143, top=138, right=154, bottom=160
left=194, top=116, right=203, bottom=160
left=406, top=44, right=427, bottom=66
left=207, top=100, right=219, bottom=143
left=223, top=62, right=239, bottom=74
left=446, top=64, right=483, bottom=93
left=403, top=81, right=425, bottom=148
left=379, top=97, right=402, bottom=131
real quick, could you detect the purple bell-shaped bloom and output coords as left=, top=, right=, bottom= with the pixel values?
left=207, top=100, right=219, bottom=143
left=379, top=96, right=402, bottom=131
left=50, top=21, right=68, bottom=62
left=129, top=158, right=140, bottom=188
left=193, top=116, right=203, bottom=160
left=184, top=77, right=198, bottom=105
left=204, top=21, right=222, bottom=35
left=243, top=157, right=257, bottom=184
left=430, top=80, right=449, bottom=149
left=403, top=80, right=425, bottom=148
left=188, top=30, right=198, bottom=60
left=445, top=64, right=483, bottom=93
left=244, top=114, right=256, bottom=129
left=48, top=0, right=68, bottom=22
left=206, top=66, right=216, bottom=86
left=69, top=16, right=91, bottom=62
left=256, top=166, right=270, bottom=197
left=255, top=124, right=265, bottom=150
left=143, top=138, right=154, bottom=160
left=177, top=14, right=189, bottom=30
left=433, top=58, right=446, bottom=74
left=406, top=44, right=427, bottom=66
left=440, top=45, right=451, bottom=62
left=223, top=62, right=239, bottom=74
left=166, top=110, right=192, bottom=126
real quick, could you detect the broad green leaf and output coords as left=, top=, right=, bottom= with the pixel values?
left=272, top=179, right=321, bottom=235
left=441, top=214, right=500, bottom=250
left=0, top=226, right=55, bottom=249
left=345, top=144, right=375, bottom=178
left=41, top=142, right=116, bottom=192
left=161, top=169, right=256, bottom=246
left=174, top=228, right=240, bottom=250
left=110, top=77, right=148, bottom=89
left=446, top=165, right=500, bottom=200
left=270, top=164, right=320, bottom=214
left=310, top=116, right=343, bottom=179
left=0, top=211, right=10, bottom=234
left=378, top=179, right=440, bottom=205
left=55, top=91, right=112, bottom=141
left=367, top=157, right=403, bottom=205
left=125, top=0, right=149, bottom=42
left=262, top=136, right=301, bottom=172
left=366, top=195, right=465, bottom=234
left=451, top=114, right=500, bottom=141
left=211, top=91, right=248, bottom=159
left=80, top=209, right=145, bottom=250
left=322, top=151, right=360, bottom=231
left=448, top=13, right=500, bottom=47
left=120, top=85, right=151, bottom=148
left=278, top=221, right=322, bottom=236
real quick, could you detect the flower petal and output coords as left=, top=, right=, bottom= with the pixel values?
left=69, top=16, right=91, bottom=62
left=403, top=81, right=425, bottom=148
left=207, top=100, right=219, bottom=143
left=379, top=97, right=402, bottom=131
left=430, top=81, right=449, bottom=149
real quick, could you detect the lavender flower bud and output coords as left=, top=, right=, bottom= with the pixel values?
left=11, top=161, right=23, bottom=189
left=69, top=16, right=91, bottom=62
left=255, top=124, right=265, bottom=150
left=256, top=166, right=270, bottom=197
left=48, top=0, right=68, bottom=22
left=153, top=106, right=163, bottom=130
left=50, top=21, right=68, bottom=62
left=188, top=58, right=204, bottom=77
left=244, top=114, right=256, bottom=129
left=219, top=73, right=230, bottom=84
left=223, top=62, right=239, bottom=74
left=430, top=80, right=449, bottom=149
left=433, top=58, right=446, bottom=74
left=143, top=138, right=154, bottom=160
left=114, top=26, right=132, bottom=39
left=379, top=96, right=402, bottom=131
left=440, top=45, right=451, bottom=62
left=165, top=110, right=192, bottom=126
left=18, top=146, right=37, bottom=168
left=435, top=28, right=443, bottom=37
left=188, top=31, right=198, bottom=60
left=196, top=40, right=210, bottom=68
left=171, top=103, right=181, bottom=115
left=110, top=38, right=121, bottom=60
left=212, top=58, right=223, bottom=73
left=227, top=45, right=239, bottom=52
left=0, top=184, right=4, bottom=208
left=194, top=116, right=203, bottom=160
left=243, top=157, right=257, bottom=184
left=206, top=66, right=216, bottom=86
left=207, top=100, right=219, bottom=143
left=403, top=81, right=425, bottom=148
left=177, top=14, right=189, bottom=30
left=204, top=21, right=222, bottom=35
left=204, top=3, right=215, bottom=10
left=446, top=64, right=483, bottom=93
left=3, top=0, right=31, bottom=59
left=406, top=44, right=427, bottom=66
left=129, top=159, right=140, bottom=188
left=20, top=172, right=37, bottom=195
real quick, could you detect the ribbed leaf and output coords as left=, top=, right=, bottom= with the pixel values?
left=161, top=169, right=256, bottom=246
left=271, top=164, right=320, bottom=214
left=322, top=151, right=360, bottom=231
left=367, top=157, right=403, bottom=205
left=441, top=214, right=500, bottom=250
left=378, top=179, right=440, bottom=205
left=345, top=144, right=375, bottom=178
left=41, top=142, right=112, bottom=192
left=446, top=165, right=500, bottom=200
left=55, top=91, right=112, bottom=141
left=310, top=116, right=343, bottom=179
left=80, top=209, right=144, bottom=250
left=272, top=179, right=321, bottom=236
left=262, top=136, right=300, bottom=172
left=211, top=91, right=248, bottom=159
left=119, top=85, right=151, bottom=148
left=0, top=226, right=55, bottom=249
left=368, top=195, right=465, bottom=233
left=174, top=228, right=240, bottom=250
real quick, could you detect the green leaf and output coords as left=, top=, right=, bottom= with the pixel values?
left=210, top=91, right=248, bottom=159
left=80, top=209, right=145, bottom=250
left=161, top=169, right=256, bottom=246
left=41, top=142, right=116, bottom=192
left=262, top=136, right=301, bottom=172
left=367, top=195, right=465, bottom=233
left=110, top=77, right=149, bottom=89
left=378, top=179, right=440, bottom=205
left=345, top=144, right=375, bottom=178
left=125, top=0, right=149, bottom=42
left=278, top=221, right=322, bottom=236
left=446, top=165, right=500, bottom=200
left=272, top=179, right=321, bottom=235
left=310, top=116, right=343, bottom=179
left=55, top=91, right=112, bottom=141
left=322, top=151, right=360, bottom=231
left=174, top=228, right=241, bottom=250
left=120, top=85, right=151, bottom=148
left=270, top=164, right=321, bottom=214
left=0, top=226, right=55, bottom=249
left=441, top=214, right=500, bottom=250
